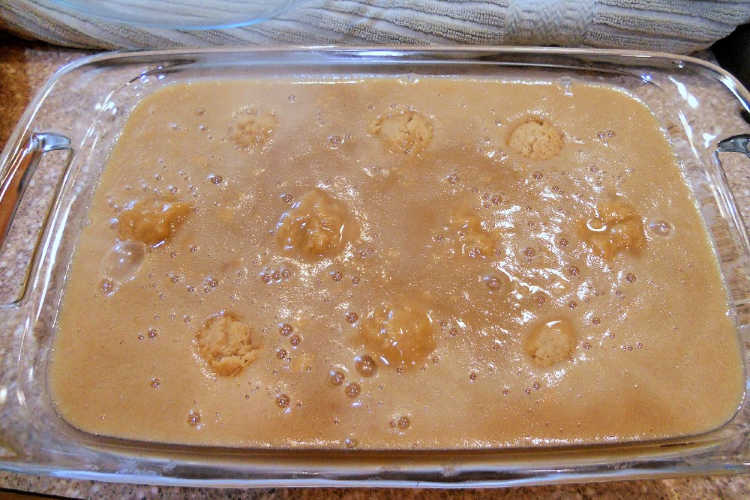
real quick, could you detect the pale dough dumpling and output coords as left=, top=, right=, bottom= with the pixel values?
left=369, top=107, right=433, bottom=154
left=580, top=198, right=645, bottom=260
left=117, top=196, right=191, bottom=247
left=276, top=189, right=355, bottom=260
left=508, top=118, right=563, bottom=160
left=525, top=318, right=576, bottom=367
left=359, top=302, right=436, bottom=369
left=228, top=107, right=278, bottom=151
left=195, top=313, right=260, bottom=376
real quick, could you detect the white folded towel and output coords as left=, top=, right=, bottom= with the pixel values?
left=2, top=0, right=749, bottom=53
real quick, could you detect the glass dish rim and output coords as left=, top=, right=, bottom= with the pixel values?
left=1, top=45, right=750, bottom=488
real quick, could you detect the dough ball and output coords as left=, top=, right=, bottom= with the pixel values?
left=525, top=318, right=576, bottom=367
left=508, top=118, right=563, bottom=160
left=580, top=199, right=645, bottom=260
left=276, top=189, right=355, bottom=260
left=117, top=197, right=191, bottom=247
left=359, top=302, right=435, bottom=368
left=196, top=312, right=260, bottom=376
left=229, top=107, right=278, bottom=151
left=369, top=108, right=433, bottom=154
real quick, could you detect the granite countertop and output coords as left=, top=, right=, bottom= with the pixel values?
left=1, top=35, right=749, bottom=499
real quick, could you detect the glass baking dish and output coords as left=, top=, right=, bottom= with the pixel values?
left=0, top=47, right=749, bottom=488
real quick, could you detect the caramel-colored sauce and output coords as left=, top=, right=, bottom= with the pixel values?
left=49, top=78, right=744, bottom=449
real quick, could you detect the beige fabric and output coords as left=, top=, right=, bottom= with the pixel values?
left=2, top=0, right=749, bottom=53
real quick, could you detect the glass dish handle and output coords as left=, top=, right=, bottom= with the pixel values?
left=713, top=134, right=750, bottom=325
left=0, top=132, right=71, bottom=305
left=0, top=132, right=71, bottom=248
left=718, top=134, right=750, bottom=158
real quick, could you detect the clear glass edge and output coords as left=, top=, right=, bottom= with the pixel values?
left=1, top=46, right=750, bottom=487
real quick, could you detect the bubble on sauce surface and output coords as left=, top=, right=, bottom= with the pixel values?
left=579, top=198, right=645, bottom=259
left=359, top=303, right=436, bottom=369
left=326, top=135, right=346, bottom=150
left=648, top=220, right=673, bottom=237
left=276, top=393, right=290, bottom=408
left=525, top=318, right=576, bottom=367
left=195, top=312, right=260, bottom=376
left=101, top=240, right=146, bottom=283
left=508, top=117, right=564, bottom=160
left=329, top=369, right=346, bottom=386
left=202, top=276, right=218, bottom=292
left=397, top=416, right=411, bottom=429
left=484, top=273, right=509, bottom=292
left=228, top=107, right=278, bottom=151
left=596, top=129, right=616, bottom=145
left=345, top=382, right=361, bottom=398
left=369, top=107, right=433, bottom=154
left=117, top=196, right=191, bottom=247
left=279, top=323, right=293, bottom=336
left=187, top=409, right=201, bottom=427
left=355, top=354, right=377, bottom=377
left=99, top=278, right=118, bottom=296
left=276, top=189, right=356, bottom=260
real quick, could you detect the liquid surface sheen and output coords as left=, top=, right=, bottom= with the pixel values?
left=49, top=78, right=744, bottom=449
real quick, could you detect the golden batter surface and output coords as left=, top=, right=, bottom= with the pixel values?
left=49, top=78, right=744, bottom=448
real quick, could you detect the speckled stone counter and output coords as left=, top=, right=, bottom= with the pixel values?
left=1, top=34, right=749, bottom=499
